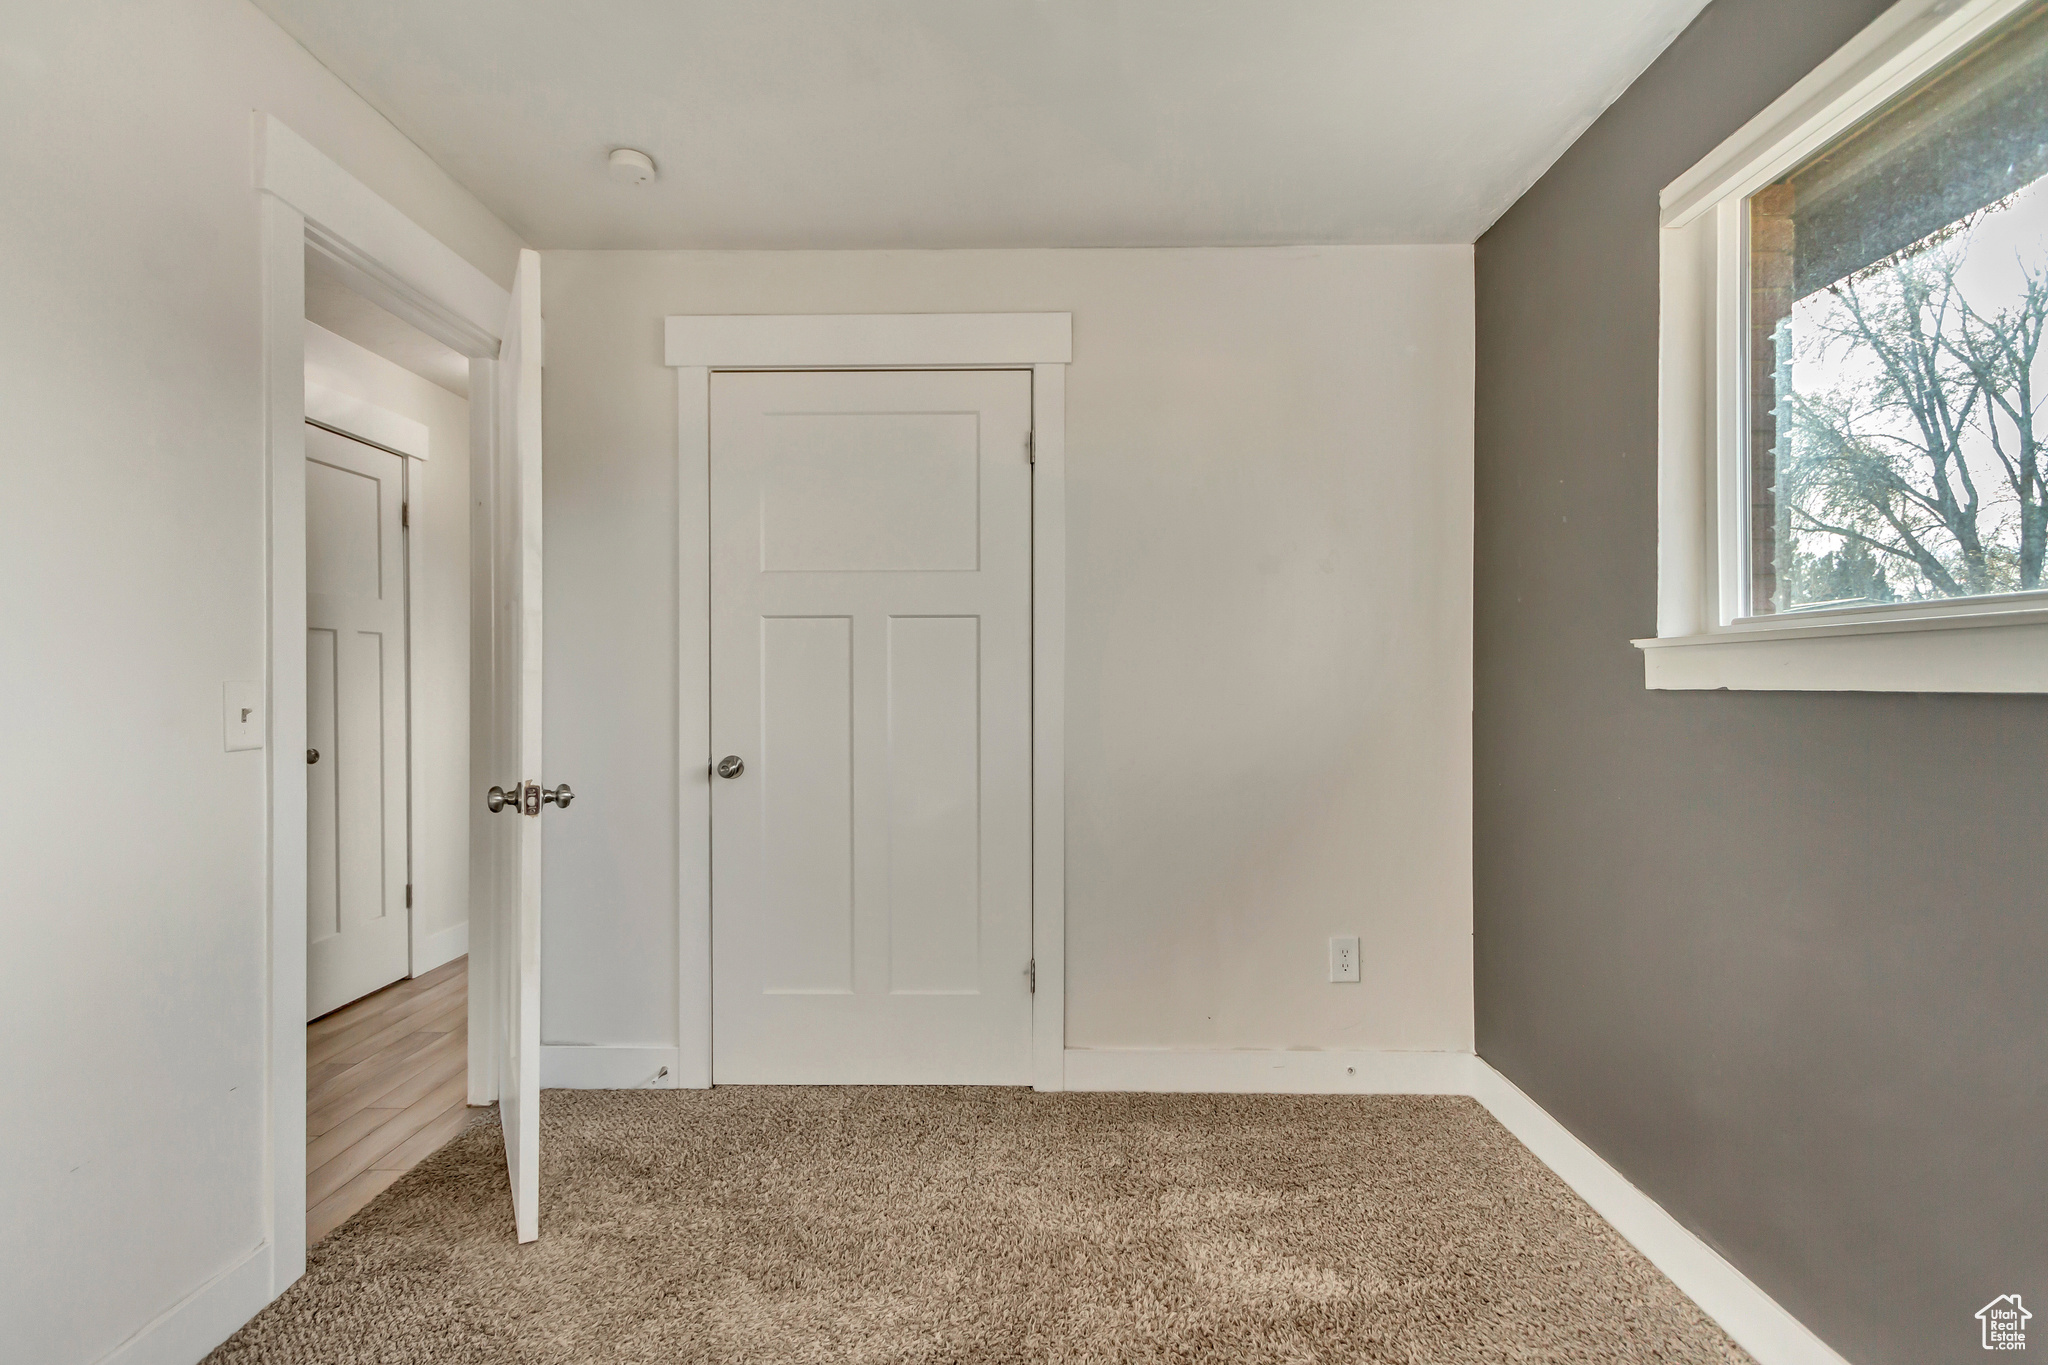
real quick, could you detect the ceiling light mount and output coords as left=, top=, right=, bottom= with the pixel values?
left=607, top=147, right=657, bottom=186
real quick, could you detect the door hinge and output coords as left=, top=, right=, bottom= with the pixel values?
left=405, top=883, right=413, bottom=909
left=1026, top=432, right=1035, bottom=465
left=402, top=501, right=410, bottom=529
left=1028, top=958, right=1036, bottom=993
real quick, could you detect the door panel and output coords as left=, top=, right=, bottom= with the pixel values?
left=759, top=615, right=856, bottom=994
left=486, top=248, right=545, bottom=1243
left=305, top=424, right=409, bottom=1020
left=306, top=628, right=339, bottom=944
left=711, top=369, right=1033, bottom=1085
left=758, top=412, right=982, bottom=572
left=885, top=615, right=982, bottom=995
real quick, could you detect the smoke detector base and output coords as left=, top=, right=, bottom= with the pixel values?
left=607, top=148, right=657, bottom=186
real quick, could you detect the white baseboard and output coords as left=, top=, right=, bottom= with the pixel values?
left=1468, top=1063, right=1850, bottom=1365
left=540, top=1044, right=681, bottom=1089
left=1062, top=1046, right=1476, bottom=1094
left=97, top=1241, right=273, bottom=1365
left=412, top=921, right=467, bottom=976
left=1061, top=1048, right=1847, bottom=1365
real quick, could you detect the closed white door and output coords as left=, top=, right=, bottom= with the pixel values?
left=306, top=423, right=410, bottom=1020
left=710, top=369, right=1034, bottom=1084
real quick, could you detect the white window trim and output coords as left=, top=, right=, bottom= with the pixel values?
left=1641, top=0, right=2048, bottom=692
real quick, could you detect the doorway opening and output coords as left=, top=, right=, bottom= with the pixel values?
left=257, top=110, right=529, bottom=1282
left=300, top=253, right=477, bottom=1242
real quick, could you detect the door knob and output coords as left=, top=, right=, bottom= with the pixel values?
left=716, top=755, right=745, bottom=779
left=307, top=749, right=319, bottom=765
left=489, top=782, right=573, bottom=813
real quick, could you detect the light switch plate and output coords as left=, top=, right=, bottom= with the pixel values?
left=224, top=681, right=264, bottom=751
left=1329, top=935, right=1360, bottom=983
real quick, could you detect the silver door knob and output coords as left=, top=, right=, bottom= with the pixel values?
left=488, top=782, right=573, bottom=813
left=716, top=755, right=744, bottom=779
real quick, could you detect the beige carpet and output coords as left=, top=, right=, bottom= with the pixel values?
left=208, top=1089, right=1750, bottom=1364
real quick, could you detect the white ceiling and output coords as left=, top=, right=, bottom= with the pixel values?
left=256, top=0, right=1707, bottom=250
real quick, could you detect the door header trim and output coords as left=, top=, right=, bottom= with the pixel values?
left=304, top=381, right=430, bottom=461
left=664, top=313, right=1072, bottom=369
left=256, top=113, right=509, bottom=359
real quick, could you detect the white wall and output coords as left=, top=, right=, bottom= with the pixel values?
left=0, top=3, right=517, bottom=1361
left=540, top=247, right=1474, bottom=1060
left=304, top=321, right=470, bottom=966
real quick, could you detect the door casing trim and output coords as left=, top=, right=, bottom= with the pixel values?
left=256, top=111, right=509, bottom=1294
left=668, top=313, right=1072, bottom=1091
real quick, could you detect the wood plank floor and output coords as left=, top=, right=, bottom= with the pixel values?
left=306, top=955, right=476, bottom=1245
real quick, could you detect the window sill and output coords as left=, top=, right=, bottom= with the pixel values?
left=1633, top=607, right=2048, bottom=692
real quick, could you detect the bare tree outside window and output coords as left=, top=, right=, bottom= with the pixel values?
left=1749, top=1, right=2048, bottom=614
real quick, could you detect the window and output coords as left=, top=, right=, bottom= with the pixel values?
left=1645, top=0, right=2048, bottom=691
left=1751, top=4, right=2048, bottom=616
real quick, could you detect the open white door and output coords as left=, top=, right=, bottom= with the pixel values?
left=485, top=248, right=549, bottom=1242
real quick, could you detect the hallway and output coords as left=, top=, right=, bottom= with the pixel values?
left=305, top=957, right=472, bottom=1243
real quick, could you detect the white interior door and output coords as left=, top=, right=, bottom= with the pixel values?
left=486, top=248, right=546, bottom=1241
left=306, top=424, right=410, bottom=1020
left=710, top=369, right=1034, bottom=1084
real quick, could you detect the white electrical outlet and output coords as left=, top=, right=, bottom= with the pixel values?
left=1329, top=935, right=1360, bottom=983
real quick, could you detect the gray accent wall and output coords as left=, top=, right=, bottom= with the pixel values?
left=1473, top=2, right=2048, bottom=1362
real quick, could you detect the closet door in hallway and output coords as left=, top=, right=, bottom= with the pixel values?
left=306, top=422, right=410, bottom=1020
left=710, top=369, right=1034, bottom=1084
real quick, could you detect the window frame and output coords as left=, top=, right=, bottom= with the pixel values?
left=1642, top=0, right=2048, bottom=691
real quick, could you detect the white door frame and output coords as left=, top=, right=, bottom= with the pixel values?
left=666, top=314, right=1072, bottom=1092
left=256, top=113, right=509, bottom=1290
